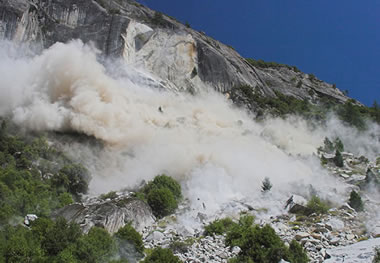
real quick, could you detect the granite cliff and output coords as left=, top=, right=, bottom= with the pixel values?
left=0, top=0, right=348, bottom=103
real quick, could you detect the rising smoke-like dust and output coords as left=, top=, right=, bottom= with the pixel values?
left=0, top=40, right=378, bottom=222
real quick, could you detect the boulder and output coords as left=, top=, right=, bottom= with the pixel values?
left=53, top=197, right=155, bottom=234
left=325, top=238, right=380, bottom=262
left=285, top=195, right=313, bottom=215
left=295, top=232, right=310, bottom=241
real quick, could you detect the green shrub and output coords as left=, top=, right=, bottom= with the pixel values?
left=143, top=174, right=182, bottom=200
left=308, top=74, right=316, bottom=81
left=141, top=247, right=181, bottom=263
left=169, top=240, right=193, bottom=254
left=223, top=214, right=308, bottom=263
left=75, top=227, right=116, bottom=263
left=373, top=247, right=380, bottom=263
left=57, top=164, right=90, bottom=197
left=334, top=138, right=344, bottom=152
left=348, top=190, right=364, bottom=212
left=306, top=196, right=329, bottom=215
left=288, top=240, right=309, bottom=263
left=337, top=101, right=366, bottom=130
left=147, top=188, right=177, bottom=218
left=115, top=224, right=144, bottom=253
left=138, top=174, right=182, bottom=218
left=228, top=223, right=288, bottom=262
left=204, top=218, right=237, bottom=236
left=334, top=150, right=344, bottom=167
left=152, top=12, right=166, bottom=26
left=322, top=137, right=334, bottom=153
left=100, top=191, right=118, bottom=200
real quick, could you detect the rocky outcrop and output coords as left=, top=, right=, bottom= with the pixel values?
left=53, top=194, right=155, bottom=234
left=0, top=0, right=348, bottom=102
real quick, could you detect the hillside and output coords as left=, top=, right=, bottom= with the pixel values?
left=0, top=0, right=380, bottom=263
left=0, top=0, right=349, bottom=102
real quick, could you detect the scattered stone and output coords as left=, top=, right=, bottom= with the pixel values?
left=295, top=232, right=310, bottom=241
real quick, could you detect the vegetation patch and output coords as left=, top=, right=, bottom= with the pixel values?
left=136, top=174, right=182, bottom=218
left=115, top=223, right=144, bottom=253
left=0, top=119, right=90, bottom=225
left=205, top=215, right=308, bottom=263
left=246, top=58, right=300, bottom=72
left=141, top=247, right=181, bottom=263
left=348, top=190, right=364, bottom=212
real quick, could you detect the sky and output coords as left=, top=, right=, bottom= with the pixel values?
left=137, top=0, right=379, bottom=106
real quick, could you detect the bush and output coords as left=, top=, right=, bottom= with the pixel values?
left=373, top=247, right=380, bottom=263
left=100, top=191, right=118, bottom=200
left=337, top=101, right=366, bottom=130
left=334, top=150, right=344, bottom=167
left=143, top=174, right=182, bottom=200
left=334, top=137, right=344, bottom=152
left=152, top=12, right=166, bottom=26
left=348, top=190, right=364, bottom=212
left=58, top=164, right=90, bottom=197
left=288, top=240, right=309, bottom=263
left=224, top=215, right=308, bottom=263
left=115, top=224, right=144, bottom=253
left=147, top=188, right=177, bottom=218
left=75, top=227, right=116, bottom=263
left=141, top=247, right=181, bottom=263
left=204, top=218, right=237, bottom=236
left=306, top=196, right=329, bottom=215
left=138, top=174, right=182, bottom=218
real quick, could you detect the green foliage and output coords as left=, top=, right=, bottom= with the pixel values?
left=373, top=247, right=380, bottom=263
left=141, top=247, right=181, bottom=263
left=204, top=218, right=237, bottom=236
left=0, top=123, right=90, bottom=224
left=337, top=101, right=366, bottom=129
left=230, top=86, right=312, bottom=118
left=322, top=137, right=334, bottom=153
left=261, top=177, right=272, bottom=192
left=57, top=164, right=90, bottom=197
left=75, top=227, right=116, bottom=263
left=334, top=150, right=344, bottom=167
left=100, top=191, right=118, bottom=200
left=152, top=11, right=166, bottom=26
left=147, top=188, right=177, bottom=218
left=2, top=225, right=45, bottom=263
left=223, top=215, right=308, bottom=263
left=319, top=137, right=344, bottom=155
left=169, top=239, right=194, bottom=254
left=115, top=224, right=144, bottom=253
left=288, top=240, right=309, bottom=263
left=0, top=216, right=138, bottom=262
left=138, top=174, right=182, bottom=218
left=334, top=137, right=344, bottom=152
left=246, top=58, right=300, bottom=72
left=143, top=174, right=182, bottom=200
left=306, top=196, right=329, bottom=215
left=308, top=74, right=316, bottom=81
left=348, top=190, right=364, bottom=212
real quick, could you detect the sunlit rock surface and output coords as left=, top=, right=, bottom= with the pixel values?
left=0, top=0, right=348, bottom=101
left=54, top=195, right=155, bottom=234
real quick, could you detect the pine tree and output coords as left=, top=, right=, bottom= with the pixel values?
left=334, top=137, right=344, bottom=152
left=333, top=150, right=344, bottom=167
left=348, top=190, right=364, bottom=212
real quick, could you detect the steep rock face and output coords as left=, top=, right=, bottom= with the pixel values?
left=54, top=197, right=155, bottom=234
left=0, top=0, right=348, bottom=102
